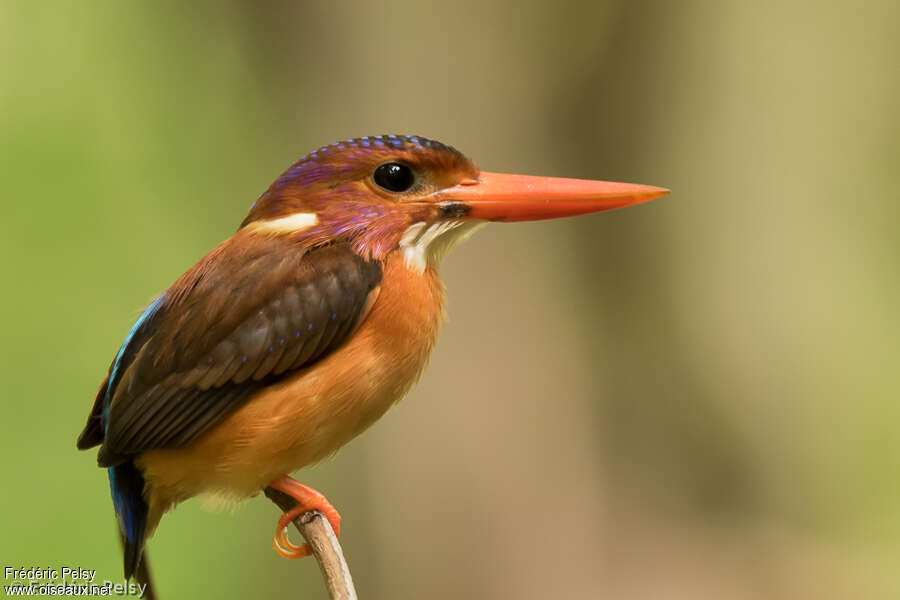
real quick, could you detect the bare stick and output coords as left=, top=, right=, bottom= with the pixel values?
left=264, top=486, right=358, bottom=600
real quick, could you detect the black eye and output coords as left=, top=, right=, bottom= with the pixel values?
left=373, top=162, right=415, bottom=193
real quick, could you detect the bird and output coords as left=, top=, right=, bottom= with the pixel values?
left=77, top=134, right=668, bottom=578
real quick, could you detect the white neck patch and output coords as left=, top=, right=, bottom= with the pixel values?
left=399, top=220, right=486, bottom=274
left=245, top=212, right=319, bottom=235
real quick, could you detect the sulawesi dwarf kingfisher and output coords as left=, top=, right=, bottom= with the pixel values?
left=77, top=134, right=668, bottom=578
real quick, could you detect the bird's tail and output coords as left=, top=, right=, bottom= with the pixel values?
left=108, top=460, right=148, bottom=579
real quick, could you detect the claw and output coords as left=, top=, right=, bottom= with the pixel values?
left=273, top=504, right=309, bottom=558
left=266, top=476, right=342, bottom=560
left=273, top=522, right=310, bottom=559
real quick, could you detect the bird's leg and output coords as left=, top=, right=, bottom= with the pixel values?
left=267, top=476, right=342, bottom=559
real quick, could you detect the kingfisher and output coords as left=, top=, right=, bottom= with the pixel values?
left=77, top=134, right=668, bottom=578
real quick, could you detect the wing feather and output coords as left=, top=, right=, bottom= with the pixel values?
left=85, top=237, right=381, bottom=467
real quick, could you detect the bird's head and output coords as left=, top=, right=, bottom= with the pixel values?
left=241, top=135, right=668, bottom=272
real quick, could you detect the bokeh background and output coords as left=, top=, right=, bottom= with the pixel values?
left=2, top=1, right=898, bottom=598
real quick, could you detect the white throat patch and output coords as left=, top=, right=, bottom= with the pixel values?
left=399, top=220, right=485, bottom=274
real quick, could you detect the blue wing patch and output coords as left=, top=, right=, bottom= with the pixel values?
left=102, top=295, right=166, bottom=434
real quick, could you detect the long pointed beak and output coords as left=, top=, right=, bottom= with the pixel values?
left=433, top=172, right=669, bottom=222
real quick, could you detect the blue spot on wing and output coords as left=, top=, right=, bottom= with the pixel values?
left=103, top=295, right=165, bottom=433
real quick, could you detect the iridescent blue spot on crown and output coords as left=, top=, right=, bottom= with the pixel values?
left=263, top=134, right=469, bottom=198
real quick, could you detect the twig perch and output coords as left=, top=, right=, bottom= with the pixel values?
left=264, top=486, right=358, bottom=600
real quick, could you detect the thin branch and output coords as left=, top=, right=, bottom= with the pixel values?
left=264, top=486, right=358, bottom=600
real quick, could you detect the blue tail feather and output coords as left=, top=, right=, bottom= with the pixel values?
left=108, top=461, right=148, bottom=579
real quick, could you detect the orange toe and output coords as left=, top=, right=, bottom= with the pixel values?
left=268, top=476, right=342, bottom=560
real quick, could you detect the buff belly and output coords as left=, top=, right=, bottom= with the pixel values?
left=137, top=254, right=445, bottom=533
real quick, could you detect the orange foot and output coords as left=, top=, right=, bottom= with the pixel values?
left=268, top=476, right=342, bottom=559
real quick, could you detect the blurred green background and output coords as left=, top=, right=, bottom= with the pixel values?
left=2, top=1, right=898, bottom=598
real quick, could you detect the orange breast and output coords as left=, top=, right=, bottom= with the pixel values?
left=138, top=253, right=445, bottom=521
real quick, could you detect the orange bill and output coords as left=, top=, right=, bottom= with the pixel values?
left=433, top=171, right=669, bottom=222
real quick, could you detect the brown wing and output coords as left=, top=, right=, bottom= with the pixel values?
left=84, top=237, right=382, bottom=467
